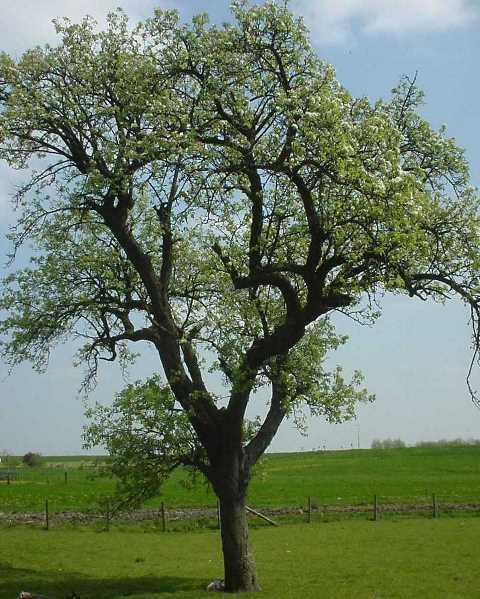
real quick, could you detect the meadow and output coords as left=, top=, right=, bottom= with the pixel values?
left=1, top=519, right=479, bottom=598
left=2, top=447, right=480, bottom=598
left=1, top=446, right=480, bottom=514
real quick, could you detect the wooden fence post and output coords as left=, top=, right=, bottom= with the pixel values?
left=373, top=495, right=379, bottom=521
left=161, top=501, right=166, bottom=532
left=45, top=499, right=49, bottom=530
left=7, top=473, right=10, bottom=485
left=64, top=470, right=68, bottom=485
left=432, top=494, right=438, bottom=518
left=308, top=496, right=312, bottom=523
left=105, top=499, right=110, bottom=532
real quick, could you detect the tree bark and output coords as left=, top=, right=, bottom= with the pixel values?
left=219, top=493, right=259, bottom=593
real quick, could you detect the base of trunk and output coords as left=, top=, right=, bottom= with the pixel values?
left=219, top=496, right=259, bottom=593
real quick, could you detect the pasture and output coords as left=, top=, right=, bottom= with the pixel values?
left=2, top=447, right=480, bottom=597
left=1, top=519, right=479, bottom=598
left=1, top=446, right=480, bottom=514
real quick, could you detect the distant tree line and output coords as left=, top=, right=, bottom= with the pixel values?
left=371, top=438, right=406, bottom=449
left=0, top=452, right=42, bottom=467
left=371, top=438, right=480, bottom=449
left=415, top=438, right=480, bottom=448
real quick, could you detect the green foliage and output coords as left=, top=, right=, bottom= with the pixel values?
left=83, top=375, right=206, bottom=509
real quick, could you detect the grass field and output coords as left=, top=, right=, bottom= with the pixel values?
left=1, top=518, right=479, bottom=598
left=1, top=446, right=480, bottom=513
left=2, top=448, right=480, bottom=597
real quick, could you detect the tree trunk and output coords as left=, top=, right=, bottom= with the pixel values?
left=219, top=493, right=259, bottom=593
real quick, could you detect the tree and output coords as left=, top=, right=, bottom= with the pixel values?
left=22, top=452, right=42, bottom=467
left=0, top=1, right=479, bottom=592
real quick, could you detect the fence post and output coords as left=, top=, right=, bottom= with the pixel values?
left=45, top=499, right=49, bottom=531
left=432, top=493, right=438, bottom=518
left=161, top=501, right=166, bottom=532
left=105, top=499, right=110, bottom=532
left=308, top=496, right=312, bottom=523
left=64, top=470, right=68, bottom=485
left=373, top=494, right=379, bottom=521
left=7, top=473, right=10, bottom=485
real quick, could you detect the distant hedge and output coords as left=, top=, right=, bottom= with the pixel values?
left=415, top=438, right=480, bottom=448
left=371, top=438, right=406, bottom=449
left=371, top=437, right=480, bottom=449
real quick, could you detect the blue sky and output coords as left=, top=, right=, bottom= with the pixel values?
left=0, top=0, right=479, bottom=455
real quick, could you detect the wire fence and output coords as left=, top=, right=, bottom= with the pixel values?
left=2, top=493, right=480, bottom=531
left=2, top=465, right=480, bottom=530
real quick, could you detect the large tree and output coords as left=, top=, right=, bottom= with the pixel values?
left=1, top=1, right=479, bottom=592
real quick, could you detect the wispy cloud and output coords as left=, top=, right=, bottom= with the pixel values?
left=0, top=0, right=165, bottom=56
left=294, top=0, right=478, bottom=44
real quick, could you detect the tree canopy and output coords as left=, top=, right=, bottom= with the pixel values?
left=1, top=1, right=479, bottom=592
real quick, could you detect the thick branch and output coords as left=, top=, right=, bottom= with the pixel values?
left=245, top=367, right=288, bottom=466
left=98, top=202, right=219, bottom=442
left=156, top=163, right=181, bottom=298
left=212, top=243, right=302, bottom=316
left=246, top=291, right=351, bottom=370
left=245, top=163, right=264, bottom=273
left=180, top=338, right=208, bottom=393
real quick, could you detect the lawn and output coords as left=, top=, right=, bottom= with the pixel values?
left=0, top=518, right=478, bottom=598
left=1, top=446, right=480, bottom=513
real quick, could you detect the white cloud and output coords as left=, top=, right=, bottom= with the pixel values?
left=0, top=0, right=163, bottom=56
left=294, top=0, right=478, bottom=44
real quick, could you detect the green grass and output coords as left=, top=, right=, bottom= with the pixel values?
left=2, top=446, right=480, bottom=513
left=0, top=466, right=115, bottom=513
left=249, top=446, right=480, bottom=506
left=1, top=518, right=479, bottom=597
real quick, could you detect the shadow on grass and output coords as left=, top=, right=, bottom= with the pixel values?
left=0, top=562, right=204, bottom=598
